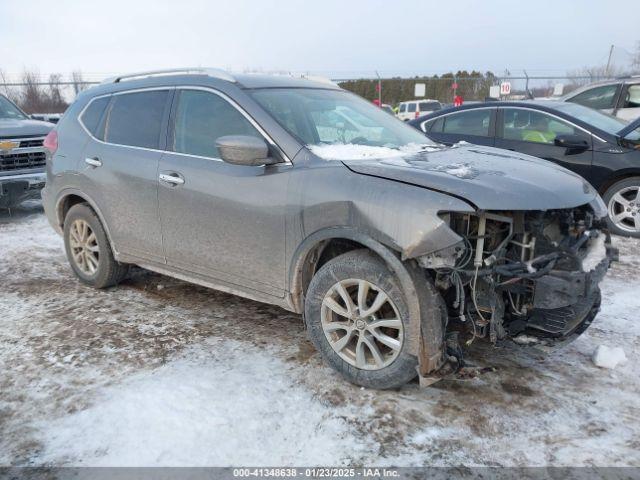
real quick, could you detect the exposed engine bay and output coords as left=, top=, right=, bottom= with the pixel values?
left=419, top=205, right=618, bottom=348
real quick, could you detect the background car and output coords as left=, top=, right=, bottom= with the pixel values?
left=380, top=103, right=394, bottom=115
left=409, top=101, right=640, bottom=237
left=396, top=99, right=441, bottom=121
left=0, top=93, right=53, bottom=208
left=561, top=76, right=640, bottom=121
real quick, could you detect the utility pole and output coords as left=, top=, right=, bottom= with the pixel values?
left=605, top=44, right=614, bottom=77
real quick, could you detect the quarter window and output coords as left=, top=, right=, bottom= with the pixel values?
left=442, top=110, right=492, bottom=136
left=568, top=84, right=618, bottom=110
left=502, top=109, right=580, bottom=144
left=105, top=90, right=169, bottom=149
left=429, top=117, right=445, bottom=133
left=173, top=90, right=262, bottom=159
left=407, top=103, right=417, bottom=113
left=80, top=96, right=110, bottom=138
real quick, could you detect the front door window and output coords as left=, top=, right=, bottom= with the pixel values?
left=502, top=109, right=578, bottom=144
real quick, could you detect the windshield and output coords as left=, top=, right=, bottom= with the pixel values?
left=249, top=88, right=434, bottom=152
left=0, top=95, right=27, bottom=120
left=553, top=102, right=627, bottom=136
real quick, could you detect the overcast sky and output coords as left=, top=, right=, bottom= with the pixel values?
left=0, top=0, right=637, bottom=80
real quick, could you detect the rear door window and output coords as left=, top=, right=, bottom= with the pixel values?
left=442, top=109, right=492, bottom=136
left=104, top=90, right=170, bottom=149
left=80, top=96, right=110, bottom=139
left=419, top=102, right=440, bottom=112
left=407, top=103, right=417, bottom=113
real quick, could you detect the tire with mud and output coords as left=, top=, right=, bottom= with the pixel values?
left=305, top=249, right=418, bottom=389
left=63, top=203, right=128, bottom=288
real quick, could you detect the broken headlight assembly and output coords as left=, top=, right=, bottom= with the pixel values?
left=420, top=207, right=618, bottom=346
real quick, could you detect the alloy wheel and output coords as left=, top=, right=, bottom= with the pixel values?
left=321, top=278, right=403, bottom=370
left=69, top=219, right=100, bottom=275
left=608, top=185, right=640, bottom=234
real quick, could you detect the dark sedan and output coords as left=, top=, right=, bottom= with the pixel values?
left=409, top=101, right=640, bottom=237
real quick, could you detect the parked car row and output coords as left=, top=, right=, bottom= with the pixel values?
left=409, top=101, right=640, bottom=237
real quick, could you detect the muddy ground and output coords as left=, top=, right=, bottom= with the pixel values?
left=1, top=201, right=639, bottom=466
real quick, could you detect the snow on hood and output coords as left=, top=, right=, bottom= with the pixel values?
left=308, top=142, right=440, bottom=161
left=342, top=144, right=603, bottom=211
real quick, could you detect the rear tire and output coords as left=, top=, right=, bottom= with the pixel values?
left=305, top=249, right=418, bottom=389
left=603, top=177, right=640, bottom=238
left=63, top=203, right=128, bottom=288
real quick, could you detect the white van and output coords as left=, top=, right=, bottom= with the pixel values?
left=396, top=100, right=442, bottom=121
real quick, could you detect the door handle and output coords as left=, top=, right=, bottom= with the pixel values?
left=159, top=172, right=185, bottom=185
left=85, top=157, right=102, bottom=167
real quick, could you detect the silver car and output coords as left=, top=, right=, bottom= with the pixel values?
left=42, top=69, right=616, bottom=389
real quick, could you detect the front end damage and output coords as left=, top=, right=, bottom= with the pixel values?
left=417, top=204, right=618, bottom=375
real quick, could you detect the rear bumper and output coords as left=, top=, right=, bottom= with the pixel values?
left=0, top=172, right=46, bottom=208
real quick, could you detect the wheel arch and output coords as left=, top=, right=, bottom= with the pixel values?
left=55, top=189, right=119, bottom=256
left=598, top=170, right=640, bottom=196
left=288, top=227, right=445, bottom=371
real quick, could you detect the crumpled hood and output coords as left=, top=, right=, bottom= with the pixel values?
left=343, top=145, right=600, bottom=211
left=0, top=118, right=54, bottom=138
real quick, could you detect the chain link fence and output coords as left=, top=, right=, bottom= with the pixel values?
left=0, top=72, right=628, bottom=114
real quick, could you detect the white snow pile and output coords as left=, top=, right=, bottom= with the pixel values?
left=32, top=339, right=370, bottom=466
left=592, top=345, right=627, bottom=369
left=582, top=235, right=607, bottom=272
left=308, top=143, right=437, bottom=160
left=431, top=163, right=477, bottom=179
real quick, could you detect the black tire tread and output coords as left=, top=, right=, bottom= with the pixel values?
left=63, top=203, right=128, bottom=288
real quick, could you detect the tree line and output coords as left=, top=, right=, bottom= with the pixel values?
left=0, top=70, right=88, bottom=114
left=338, top=71, right=498, bottom=105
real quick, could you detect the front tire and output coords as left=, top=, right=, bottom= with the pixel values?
left=63, top=203, right=128, bottom=288
left=603, top=177, right=640, bottom=237
left=305, top=249, right=418, bottom=389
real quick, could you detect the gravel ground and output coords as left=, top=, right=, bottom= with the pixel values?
left=1, top=201, right=639, bottom=467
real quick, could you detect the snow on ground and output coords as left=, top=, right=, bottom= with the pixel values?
left=1, top=201, right=639, bottom=467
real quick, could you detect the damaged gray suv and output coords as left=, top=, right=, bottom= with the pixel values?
left=42, top=69, right=616, bottom=389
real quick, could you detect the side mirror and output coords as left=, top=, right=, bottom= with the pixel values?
left=215, top=135, right=280, bottom=166
left=554, top=134, right=589, bottom=151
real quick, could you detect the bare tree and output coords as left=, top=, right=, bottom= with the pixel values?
left=47, top=73, right=68, bottom=113
left=71, top=70, right=87, bottom=95
left=632, top=41, right=640, bottom=72
left=20, top=70, right=47, bottom=113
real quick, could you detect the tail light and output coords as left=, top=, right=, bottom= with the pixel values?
left=415, top=110, right=420, bottom=118
left=43, top=130, right=58, bottom=154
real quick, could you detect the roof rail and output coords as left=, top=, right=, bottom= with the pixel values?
left=101, top=68, right=236, bottom=84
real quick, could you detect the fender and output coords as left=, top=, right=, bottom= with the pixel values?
left=288, top=226, right=444, bottom=367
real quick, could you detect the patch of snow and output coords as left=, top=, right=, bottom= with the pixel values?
left=308, top=143, right=437, bottom=160
left=592, top=345, right=627, bottom=369
left=582, top=235, right=607, bottom=272
left=430, top=163, right=478, bottom=179
left=512, top=334, right=540, bottom=345
left=379, top=157, right=412, bottom=167
left=34, top=340, right=370, bottom=467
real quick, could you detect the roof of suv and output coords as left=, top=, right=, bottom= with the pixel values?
left=98, top=68, right=341, bottom=91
